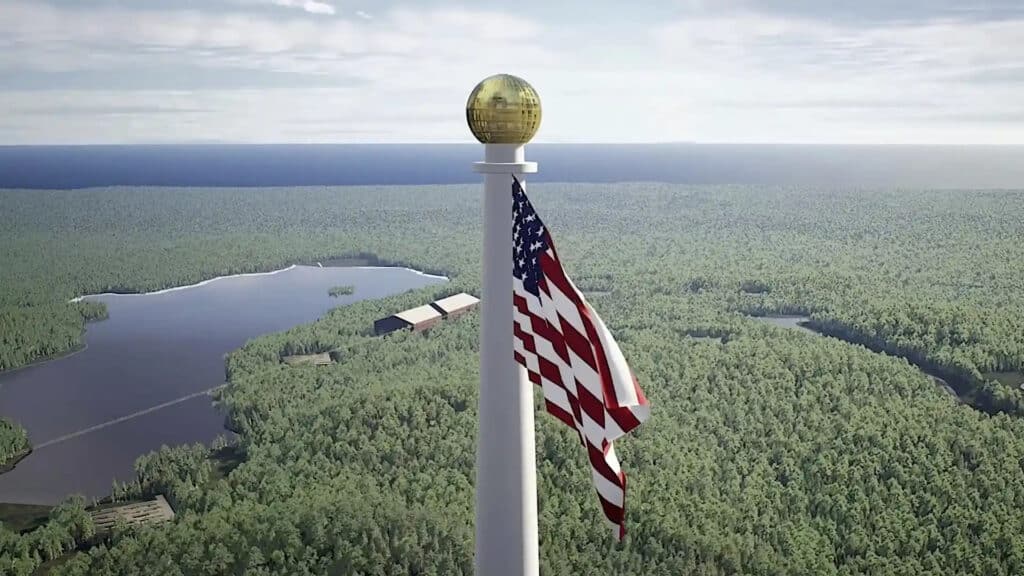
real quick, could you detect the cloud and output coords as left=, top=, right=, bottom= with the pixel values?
left=280, top=0, right=335, bottom=16
left=0, top=2, right=544, bottom=66
left=17, top=104, right=211, bottom=117
left=234, top=0, right=336, bottom=16
left=959, top=65, right=1024, bottom=85
left=650, top=12, right=1024, bottom=136
left=0, top=67, right=366, bottom=91
left=1, top=1, right=1023, bottom=144
left=715, top=98, right=941, bottom=110
left=683, top=0, right=1024, bottom=23
left=0, top=2, right=556, bottom=143
left=653, top=13, right=1024, bottom=79
left=355, top=10, right=372, bottom=20
left=933, top=111, right=1024, bottom=123
left=0, top=88, right=472, bottom=144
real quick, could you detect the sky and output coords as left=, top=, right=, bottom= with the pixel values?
left=1, top=0, right=1023, bottom=145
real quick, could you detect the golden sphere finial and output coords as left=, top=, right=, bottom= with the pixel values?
left=466, top=74, right=541, bottom=144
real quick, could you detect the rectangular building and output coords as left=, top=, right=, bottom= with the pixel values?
left=374, top=304, right=443, bottom=336
left=431, top=292, right=480, bottom=319
left=90, top=495, right=175, bottom=534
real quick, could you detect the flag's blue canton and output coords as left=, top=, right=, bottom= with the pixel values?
left=512, top=178, right=549, bottom=298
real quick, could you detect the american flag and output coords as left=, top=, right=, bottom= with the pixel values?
left=511, top=177, right=651, bottom=540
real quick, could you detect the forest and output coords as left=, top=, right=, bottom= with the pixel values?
left=1, top=183, right=1024, bottom=575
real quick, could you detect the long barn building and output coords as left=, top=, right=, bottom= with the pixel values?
left=431, top=292, right=480, bottom=319
left=374, top=292, right=480, bottom=336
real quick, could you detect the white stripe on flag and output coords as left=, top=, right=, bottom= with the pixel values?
left=590, top=307, right=641, bottom=408
left=591, top=466, right=625, bottom=507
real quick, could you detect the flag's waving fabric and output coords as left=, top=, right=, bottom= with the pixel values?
left=511, top=177, right=651, bottom=540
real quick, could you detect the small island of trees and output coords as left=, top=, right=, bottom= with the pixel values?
left=328, top=285, right=355, bottom=297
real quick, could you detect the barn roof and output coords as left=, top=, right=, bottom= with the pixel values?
left=394, top=305, right=442, bottom=325
left=433, top=292, right=480, bottom=313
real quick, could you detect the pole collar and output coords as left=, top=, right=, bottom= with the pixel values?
left=473, top=162, right=539, bottom=174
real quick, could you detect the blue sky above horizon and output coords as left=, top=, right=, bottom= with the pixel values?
left=1, top=0, right=1023, bottom=145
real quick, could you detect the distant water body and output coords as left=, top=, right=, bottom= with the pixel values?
left=2, top=144, right=1024, bottom=189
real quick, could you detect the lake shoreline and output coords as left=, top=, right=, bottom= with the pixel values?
left=746, top=314, right=1022, bottom=412
left=68, top=265, right=302, bottom=302
left=796, top=318, right=961, bottom=401
left=0, top=448, right=31, bottom=475
left=0, top=343, right=88, bottom=381
left=748, top=314, right=962, bottom=396
left=0, top=256, right=451, bottom=379
left=69, top=262, right=448, bottom=302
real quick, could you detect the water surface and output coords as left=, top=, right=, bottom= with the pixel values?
left=3, top=144, right=1023, bottom=189
left=749, top=315, right=821, bottom=337
left=0, top=265, right=445, bottom=504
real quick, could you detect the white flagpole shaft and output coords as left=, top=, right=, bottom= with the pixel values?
left=475, top=143, right=539, bottom=576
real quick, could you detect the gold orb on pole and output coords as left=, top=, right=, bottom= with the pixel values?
left=466, top=74, right=541, bottom=144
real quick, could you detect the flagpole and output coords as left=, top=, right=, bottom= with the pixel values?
left=467, top=74, right=542, bottom=576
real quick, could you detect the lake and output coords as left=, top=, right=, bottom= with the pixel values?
left=748, top=315, right=822, bottom=338
left=0, top=265, right=446, bottom=505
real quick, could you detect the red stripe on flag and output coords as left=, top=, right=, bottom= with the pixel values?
left=513, top=323, right=537, bottom=355
left=586, top=443, right=623, bottom=488
left=556, top=313, right=598, bottom=371
left=544, top=400, right=576, bottom=429
left=597, top=493, right=624, bottom=527
left=538, top=247, right=583, bottom=307
left=531, top=313, right=571, bottom=364
left=526, top=369, right=541, bottom=386
left=574, top=382, right=607, bottom=428
left=537, top=356, right=563, bottom=389
left=607, top=405, right=643, bottom=436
